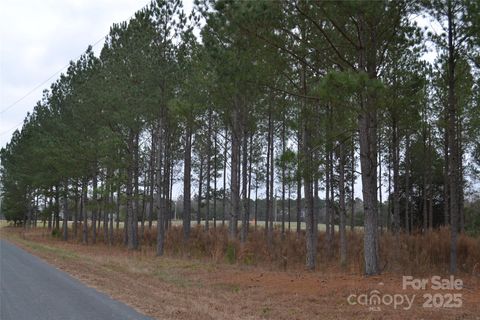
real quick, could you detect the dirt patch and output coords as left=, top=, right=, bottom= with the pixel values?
left=2, top=227, right=479, bottom=320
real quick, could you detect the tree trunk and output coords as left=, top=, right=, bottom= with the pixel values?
left=48, top=190, right=53, bottom=230
left=164, top=143, right=172, bottom=232
left=126, top=131, right=138, bottom=250
left=265, top=114, right=271, bottom=238
left=92, top=169, right=98, bottom=244
left=443, top=126, right=450, bottom=225
left=213, top=127, right=218, bottom=229
left=104, top=177, right=110, bottom=244
left=222, top=128, right=228, bottom=227
left=428, top=129, right=433, bottom=230
left=350, top=139, right=355, bottom=231
left=392, top=120, right=400, bottom=233
left=329, top=148, right=335, bottom=245
left=387, top=146, right=391, bottom=232
left=314, top=177, right=319, bottom=244
left=303, top=112, right=316, bottom=270
left=25, top=193, right=31, bottom=230
left=197, top=154, right=203, bottom=225
left=133, top=132, right=140, bottom=247
left=358, top=101, right=379, bottom=275
left=149, top=128, right=155, bottom=230
left=183, top=124, right=192, bottom=240
left=457, top=122, right=464, bottom=233
left=116, top=175, right=121, bottom=232
left=325, top=146, right=332, bottom=255
left=296, top=121, right=302, bottom=235
left=447, top=0, right=458, bottom=274
left=288, top=183, right=291, bottom=231
left=268, top=114, right=274, bottom=238
left=357, top=14, right=380, bottom=275
left=423, top=125, right=428, bottom=233
left=155, top=118, right=165, bottom=256
left=73, top=180, right=79, bottom=237
left=82, top=180, right=88, bottom=244
left=54, top=185, right=60, bottom=231
left=33, top=193, right=38, bottom=228
left=230, top=106, right=240, bottom=240
left=254, top=178, right=258, bottom=231
left=281, top=121, right=286, bottom=237
left=405, top=135, right=411, bottom=233
left=241, top=127, right=249, bottom=243
left=247, top=134, right=253, bottom=233
left=62, top=180, right=69, bottom=241
left=378, top=137, right=383, bottom=235
left=109, top=182, right=114, bottom=245
left=206, top=109, right=212, bottom=231
left=169, top=161, right=174, bottom=228
left=97, top=205, right=102, bottom=231
left=140, top=177, right=146, bottom=240
left=339, top=143, right=347, bottom=267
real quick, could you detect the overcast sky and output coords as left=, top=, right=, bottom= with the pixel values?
left=0, top=0, right=194, bottom=148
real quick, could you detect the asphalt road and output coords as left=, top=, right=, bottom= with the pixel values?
left=0, top=239, right=150, bottom=320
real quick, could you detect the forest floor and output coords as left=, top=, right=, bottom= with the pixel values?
left=1, top=226, right=479, bottom=320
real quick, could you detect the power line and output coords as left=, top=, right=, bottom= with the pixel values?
left=0, top=35, right=109, bottom=116
left=0, top=1, right=153, bottom=147
left=0, top=1, right=151, bottom=116
left=1, top=65, right=68, bottom=115
left=0, top=120, right=24, bottom=137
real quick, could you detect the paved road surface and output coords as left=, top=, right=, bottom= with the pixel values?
left=0, top=239, right=150, bottom=320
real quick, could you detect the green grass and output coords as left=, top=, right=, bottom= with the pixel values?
left=149, top=259, right=205, bottom=288
left=152, top=268, right=193, bottom=288
left=4, top=233, right=79, bottom=260
left=213, top=282, right=241, bottom=293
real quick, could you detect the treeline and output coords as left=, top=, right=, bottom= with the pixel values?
left=1, top=0, right=479, bottom=275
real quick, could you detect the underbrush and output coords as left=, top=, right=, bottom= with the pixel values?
left=164, top=226, right=480, bottom=275
left=4, top=223, right=480, bottom=275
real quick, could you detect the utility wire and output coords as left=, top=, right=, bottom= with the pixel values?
left=0, top=1, right=151, bottom=116
left=0, top=120, right=24, bottom=137
left=0, top=1, right=152, bottom=143
left=1, top=65, right=69, bottom=115
left=0, top=36, right=107, bottom=116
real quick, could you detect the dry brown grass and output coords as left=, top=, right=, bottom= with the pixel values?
left=1, top=225, right=480, bottom=320
left=6, top=222, right=480, bottom=275
left=156, top=225, right=480, bottom=276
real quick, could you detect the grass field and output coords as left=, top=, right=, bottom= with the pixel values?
left=169, top=220, right=356, bottom=231
left=8, top=218, right=363, bottom=232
